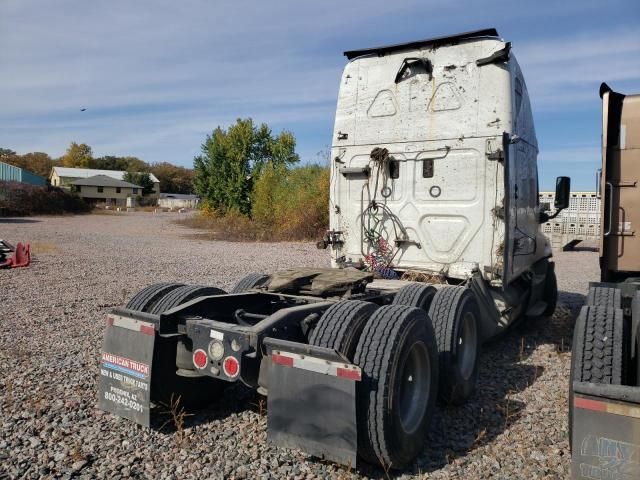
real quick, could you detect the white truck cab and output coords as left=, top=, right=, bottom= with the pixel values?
left=328, top=29, right=562, bottom=290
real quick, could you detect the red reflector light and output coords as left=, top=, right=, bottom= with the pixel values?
left=223, top=356, right=240, bottom=377
left=574, top=397, right=607, bottom=412
left=193, top=349, right=208, bottom=369
left=139, top=324, right=155, bottom=336
left=337, top=367, right=361, bottom=381
left=271, top=353, right=294, bottom=367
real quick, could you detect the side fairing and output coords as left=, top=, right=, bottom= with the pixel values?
left=502, top=58, right=547, bottom=285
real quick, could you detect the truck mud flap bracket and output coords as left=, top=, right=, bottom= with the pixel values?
left=264, top=338, right=360, bottom=467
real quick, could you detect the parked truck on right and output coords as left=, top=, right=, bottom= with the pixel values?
left=570, top=83, right=640, bottom=479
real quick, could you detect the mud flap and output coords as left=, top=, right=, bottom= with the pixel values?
left=98, top=312, right=157, bottom=426
left=264, top=338, right=360, bottom=467
left=571, top=383, right=640, bottom=479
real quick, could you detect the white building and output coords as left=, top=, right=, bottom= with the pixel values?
left=158, top=193, right=200, bottom=210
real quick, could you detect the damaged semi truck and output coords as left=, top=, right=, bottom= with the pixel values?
left=99, top=29, right=569, bottom=468
left=569, top=84, right=640, bottom=480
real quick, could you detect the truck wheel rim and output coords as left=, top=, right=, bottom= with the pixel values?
left=398, top=341, right=430, bottom=434
left=458, top=312, right=478, bottom=380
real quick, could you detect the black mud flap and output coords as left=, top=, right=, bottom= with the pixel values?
left=571, top=382, right=640, bottom=479
left=264, top=338, right=360, bottom=467
left=97, top=312, right=157, bottom=426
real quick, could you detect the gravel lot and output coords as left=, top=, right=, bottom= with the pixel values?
left=0, top=213, right=599, bottom=479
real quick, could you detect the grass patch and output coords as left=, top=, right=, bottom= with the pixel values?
left=177, top=210, right=326, bottom=242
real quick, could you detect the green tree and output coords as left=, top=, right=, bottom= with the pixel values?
left=193, top=118, right=299, bottom=215
left=90, top=155, right=150, bottom=173
left=61, top=142, right=93, bottom=167
left=91, top=155, right=129, bottom=170
left=123, top=171, right=155, bottom=195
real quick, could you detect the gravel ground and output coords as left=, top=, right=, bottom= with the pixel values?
left=0, top=213, right=599, bottom=479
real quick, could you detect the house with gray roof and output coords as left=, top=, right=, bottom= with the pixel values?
left=50, top=166, right=160, bottom=199
left=70, top=175, right=143, bottom=208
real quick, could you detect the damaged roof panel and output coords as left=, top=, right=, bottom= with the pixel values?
left=344, top=28, right=500, bottom=60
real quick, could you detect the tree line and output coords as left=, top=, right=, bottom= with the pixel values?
left=2, top=118, right=330, bottom=239
left=0, top=144, right=194, bottom=194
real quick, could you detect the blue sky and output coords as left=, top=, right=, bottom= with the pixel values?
left=1, top=0, right=638, bottom=189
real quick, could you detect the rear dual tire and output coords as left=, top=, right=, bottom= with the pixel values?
left=125, top=282, right=184, bottom=312
left=428, top=286, right=480, bottom=404
left=354, top=305, right=439, bottom=469
left=392, top=283, right=437, bottom=312
left=232, top=273, right=271, bottom=293
left=308, top=300, right=377, bottom=359
left=309, top=301, right=439, bottom=469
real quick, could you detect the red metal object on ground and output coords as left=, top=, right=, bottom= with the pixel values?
left=0, top=242, right=31, bottom=268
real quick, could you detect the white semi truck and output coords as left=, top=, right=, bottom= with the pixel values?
left=98, top=28, right=569, bottom=469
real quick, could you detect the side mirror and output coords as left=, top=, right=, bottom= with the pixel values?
left=554, top=176, right=571, bottom=210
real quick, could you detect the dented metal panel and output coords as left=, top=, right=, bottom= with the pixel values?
left=330, top=37, right=541, bottom=281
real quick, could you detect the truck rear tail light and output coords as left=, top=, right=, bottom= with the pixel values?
left=223, top=356, right=239, bottom=377
left=193, top=349, right=208, bottom=369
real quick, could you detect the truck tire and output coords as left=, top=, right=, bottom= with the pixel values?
left=231, top=273, right=271, bottom=293
left=428, top=286, right=480, bottom=404
left=353, top=305, right=439, bottom=468
left=308, top=300, right=378, bottom=360
left=125, top=283, right=184, bottom=312
left=542, top=266, right=558, bottom=317
left=569, top=306, right=625, bottom=449
left=150, top=285, right=226, bottom=315
left=392, top=283, right=437, bottom=312
left=586, top=286, right=622, bottom=309
left=573, top=306, right=624, bottom=384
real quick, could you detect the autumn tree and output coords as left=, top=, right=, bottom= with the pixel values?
left=61, top=142, right=93, bottom=167
left=150, top=162, right=194, bottom=194
left=12, top=152, right=56, bottom=177
left=193, top=118, right=299, bottom=215
left=121, top=156, right=149, bottom=173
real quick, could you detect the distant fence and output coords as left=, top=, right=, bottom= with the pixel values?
left=539, top=191, right=600, bottom=250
